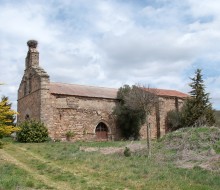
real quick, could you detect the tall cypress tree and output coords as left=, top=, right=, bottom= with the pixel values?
left=182, top=69, right=215, bottom=127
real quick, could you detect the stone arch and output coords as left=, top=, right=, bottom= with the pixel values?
left=95, top=122, right=110, bottom=140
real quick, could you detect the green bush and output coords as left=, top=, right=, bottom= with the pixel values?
left=65, top=131, right=75, bottom=141
left=124, top=147, right=131, bottom=157
left=167, top=110, right=183, bottom=131
left=17, top=120, right=48, bottom=143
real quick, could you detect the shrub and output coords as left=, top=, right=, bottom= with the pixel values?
left=65, top=131, right=75, bottom=140
left=124, top=147, right=131, bottom=157
left=17, top=120, right=48, bottom=143
left=166, top=110, right=183, bottom=131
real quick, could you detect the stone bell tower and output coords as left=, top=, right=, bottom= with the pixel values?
left=17, top=40, right=51, bottom=126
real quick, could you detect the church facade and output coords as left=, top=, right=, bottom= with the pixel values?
left=17, top=40, right=188, bottom=141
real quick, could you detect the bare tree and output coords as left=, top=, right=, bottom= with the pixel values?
left=124, top=84, right=159, bottom=157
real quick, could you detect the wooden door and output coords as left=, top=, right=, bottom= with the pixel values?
left=95, top=122, right=108, bottom=140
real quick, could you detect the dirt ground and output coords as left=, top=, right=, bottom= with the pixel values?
left=80, top=142, right=146, bottom=155
left=80, top=142, right=220, bottom=172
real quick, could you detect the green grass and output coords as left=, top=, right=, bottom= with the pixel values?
left=0, top=129, right=220, bottom=190
left=0, top=162, right=50, bottom=189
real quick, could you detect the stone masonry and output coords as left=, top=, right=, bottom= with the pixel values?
left=17, top=40, right=188, bottom=141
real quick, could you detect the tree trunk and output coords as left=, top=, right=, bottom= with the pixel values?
left=147, top=123, right=151, bottom=157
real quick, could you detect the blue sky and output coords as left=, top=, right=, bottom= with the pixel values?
left=0, top=0, right=220, bottom=110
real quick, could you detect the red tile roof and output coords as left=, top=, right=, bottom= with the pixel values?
left=145, top=88, right=189, bottom=98
left=50, top=82, right=188, bottom=99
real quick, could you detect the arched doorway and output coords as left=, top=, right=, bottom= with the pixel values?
left=95, top=122, right=108, bottom=140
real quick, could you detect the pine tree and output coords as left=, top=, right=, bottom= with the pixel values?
left=182, top=69, right=215, bottom=127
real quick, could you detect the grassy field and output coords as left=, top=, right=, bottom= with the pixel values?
left=0, top=128, right=220, bottom=190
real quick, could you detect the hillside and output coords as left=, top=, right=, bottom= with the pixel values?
left=156, top=127, right=220, bottom=171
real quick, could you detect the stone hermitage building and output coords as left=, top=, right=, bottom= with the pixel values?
left=17, top=40, right=188, bottom=141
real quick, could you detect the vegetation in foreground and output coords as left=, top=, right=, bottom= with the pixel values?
left=1, top=127, right=220, bottom=190
left=17, top=120, right=49, bottom=143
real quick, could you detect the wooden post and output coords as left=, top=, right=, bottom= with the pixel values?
left=146, top=114, right=151, bottom=158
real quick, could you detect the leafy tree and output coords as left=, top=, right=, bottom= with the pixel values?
left=114, top=85, right=146, bottom=140
left=125, top=85, right=159, bottom=157
left=17, top=120, right=49, bottom=143
left=0, top=97, right=19, bottom=138
left=114, top=84, right=159, bottom=157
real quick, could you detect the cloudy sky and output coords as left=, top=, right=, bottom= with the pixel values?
left=0, top=0, right=220, bottom=110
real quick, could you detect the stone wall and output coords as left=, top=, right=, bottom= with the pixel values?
left=17, top=69, right=42, bottom=122
left=39, top=77, right=54, bottom=136
left=49, top=95, right=117, bottom=141
left=139, top=96, right=185, bottom=139
left=17, top=90, right=41, bottom=122
left=159, top=97, right=184, bottom=135
left=47, top=92, right=185, bottom=141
